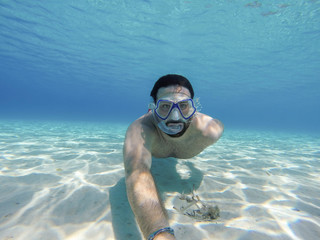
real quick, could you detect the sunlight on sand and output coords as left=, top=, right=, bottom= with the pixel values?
left=1, top=121, right=320, bottom=240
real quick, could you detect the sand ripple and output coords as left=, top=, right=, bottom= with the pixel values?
left=1, top=121, right=320, bottom=239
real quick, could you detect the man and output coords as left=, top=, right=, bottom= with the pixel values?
left=123, top=74, right=224, bottom=240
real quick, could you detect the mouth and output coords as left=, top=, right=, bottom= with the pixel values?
left=165, top=122, right=187, bottom=138
left=166, top=122, right=184, bottom=129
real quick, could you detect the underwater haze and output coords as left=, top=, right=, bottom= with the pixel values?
left=0, top=0, right=319, bottom=131
left=1, top=1, right=320, bottom=240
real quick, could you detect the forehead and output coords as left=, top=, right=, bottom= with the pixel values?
left=156, top=85, right=191, bottom=100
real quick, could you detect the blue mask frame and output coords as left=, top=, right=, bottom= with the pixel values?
left=154, top=98, right=196, bottom=120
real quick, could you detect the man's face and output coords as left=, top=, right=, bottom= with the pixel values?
left=155, top=85, right=193, bottom=137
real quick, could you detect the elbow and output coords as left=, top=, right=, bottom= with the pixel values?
left=215, top=119, right=224, bottom=133
left=207, top=119, right=224, bottom=144
left=217, top=120, right=224, bottom=139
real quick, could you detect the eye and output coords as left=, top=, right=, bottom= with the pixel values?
left=160, top=103, right=171, bottom=110
left=179, top=102, right=189, bottom=110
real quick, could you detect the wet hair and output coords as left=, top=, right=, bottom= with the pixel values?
left=150, top=74, right=194, bottom=103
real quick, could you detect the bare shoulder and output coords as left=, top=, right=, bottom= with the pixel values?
left=124, top=113, right=156, bottom=152
left=125, top=113, right=154, bottom=139
left=123, top=113, right=155, bottom=173
left=193, top=113, right=224, bottom=143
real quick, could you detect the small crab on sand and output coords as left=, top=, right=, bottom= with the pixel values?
left=173, top=186, right=220, bottom=221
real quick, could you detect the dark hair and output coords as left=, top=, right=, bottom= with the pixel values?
left=150, top=74, right=194, bottom=103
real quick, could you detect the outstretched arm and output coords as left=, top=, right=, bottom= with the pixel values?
left=123, top=123, right=175, bottom=240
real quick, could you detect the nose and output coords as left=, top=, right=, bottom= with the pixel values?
left=170, top=107, right=181, bottom=120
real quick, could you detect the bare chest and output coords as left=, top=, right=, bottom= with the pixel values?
left=151, top=135, right=209, bottom=159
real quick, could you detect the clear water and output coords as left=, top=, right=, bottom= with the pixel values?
left=0, top=120, right=319, bottom=240
left=1, top=0, right=320, bottom=130
left=0, top=1, right=320, bottom=239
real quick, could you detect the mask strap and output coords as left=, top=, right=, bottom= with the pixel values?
left=148, top=102, right=155, bottom=113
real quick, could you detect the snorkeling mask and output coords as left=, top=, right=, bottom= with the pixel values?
left=149, top=98, right=197, bottom=135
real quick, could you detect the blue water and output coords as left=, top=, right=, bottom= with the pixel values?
left=1, top=0, right=319, bottom=131
left=0, top=120, right=319, bottom=240
left=1, top=1, right=320, bottom=240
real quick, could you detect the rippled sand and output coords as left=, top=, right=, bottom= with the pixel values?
left=0, top=120, right=319, bottom=240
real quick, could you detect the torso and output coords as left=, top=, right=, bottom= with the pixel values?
left=151, top=136, right=208, bottom=159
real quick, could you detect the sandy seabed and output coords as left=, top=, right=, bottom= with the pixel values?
left=0, top=120, right=319, bottom=240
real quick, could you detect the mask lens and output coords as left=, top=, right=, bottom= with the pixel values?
left=155, top=100, right=173, bottom=119
left=178, top=99, right=196, bottom=119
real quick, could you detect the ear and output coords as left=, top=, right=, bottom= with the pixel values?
left=148, top=102, right=156, bottom=110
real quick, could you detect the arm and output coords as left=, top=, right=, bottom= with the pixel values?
left=207, top=118, right=224, bottom=143
left=123, top=122, right=175, bottom=240
left=196, top=114, right=224, bottom=144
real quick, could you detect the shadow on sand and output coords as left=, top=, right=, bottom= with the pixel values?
left=109, top=157, right=203, bottom=240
